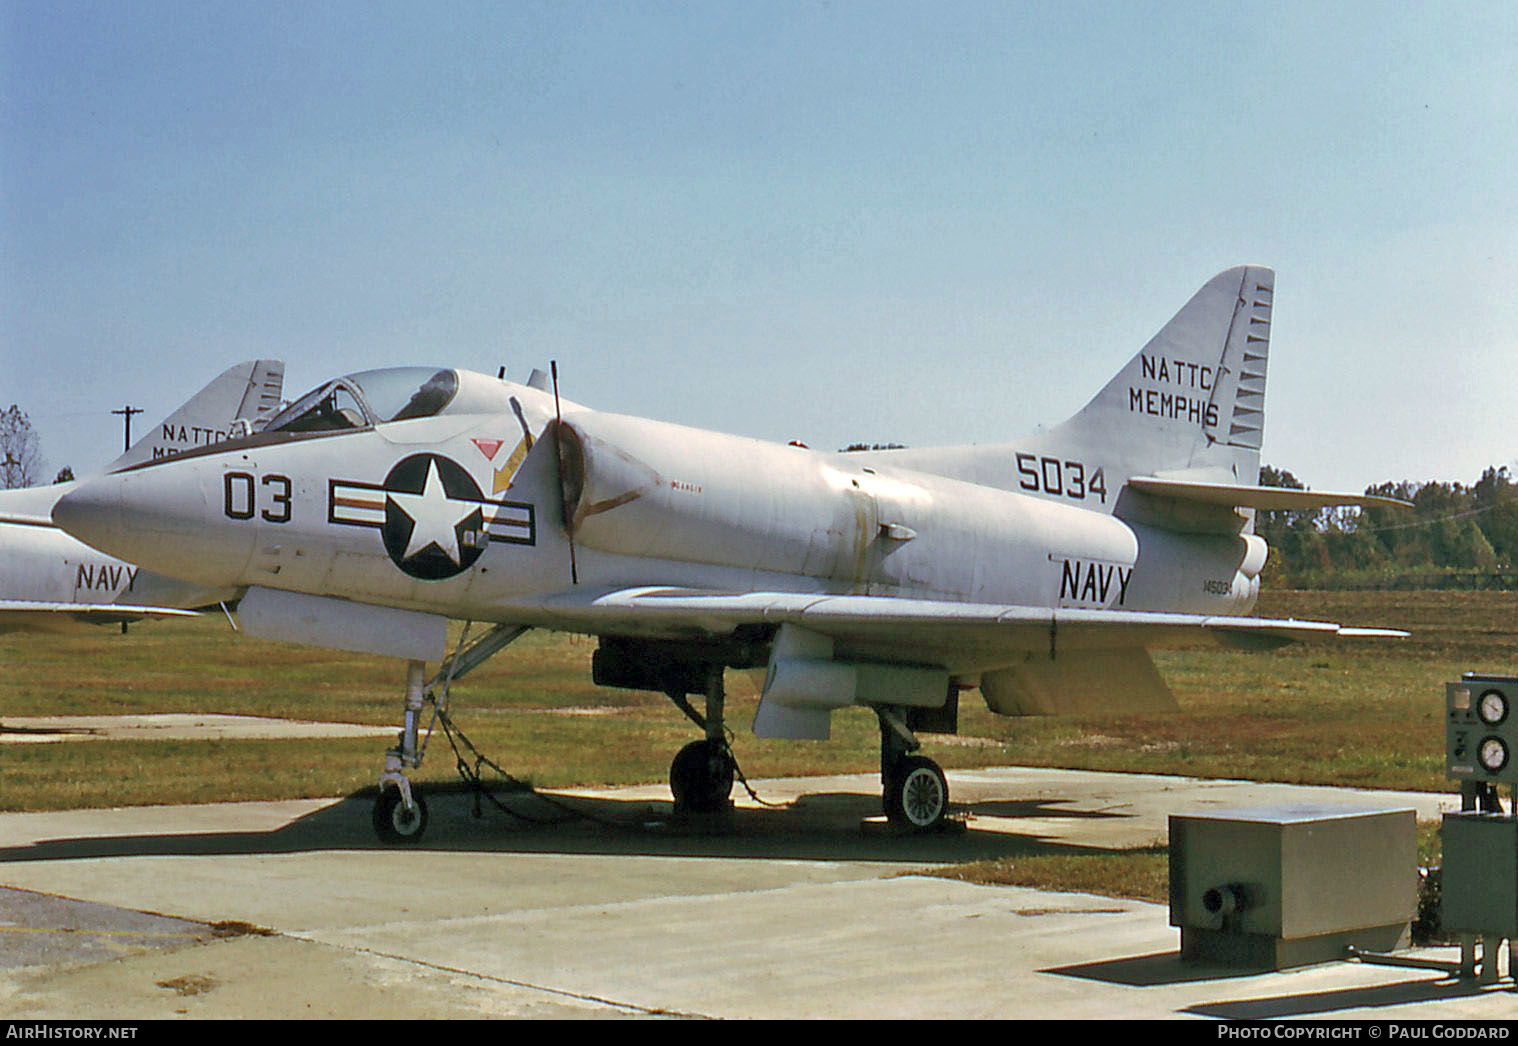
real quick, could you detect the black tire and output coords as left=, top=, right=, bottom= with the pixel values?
left=373, top=789, right=429, bottom=844
left=883, top=755, right=948, bottom=831
left=669, top=739, right=735, bottom=812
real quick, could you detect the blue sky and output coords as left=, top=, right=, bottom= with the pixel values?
left=4, top=1, right=1514, bottom=491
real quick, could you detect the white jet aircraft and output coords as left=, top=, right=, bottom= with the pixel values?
left=0, top=361, right=284, bottom=633
left=53, top=267, right=1407, bottom=839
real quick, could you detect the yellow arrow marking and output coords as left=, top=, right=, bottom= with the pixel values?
left=493, top=435, right=533, bottom=495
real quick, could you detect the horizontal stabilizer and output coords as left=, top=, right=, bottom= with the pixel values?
left=1127, top=477, right=1413, bottom=512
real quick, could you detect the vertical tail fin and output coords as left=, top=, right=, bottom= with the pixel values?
left=1053, top=265, right=1274, bottom=483
left=105, top=360, right=286, bottom=472
left=846, top=267, right=1275, bottom=496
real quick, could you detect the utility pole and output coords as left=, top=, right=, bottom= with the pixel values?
left=109, top=406, right=143, bottom=635
left=111, top=405, right=143, bottom=453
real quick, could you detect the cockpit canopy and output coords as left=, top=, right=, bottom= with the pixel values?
left=264, top=368, right=460, bottom=434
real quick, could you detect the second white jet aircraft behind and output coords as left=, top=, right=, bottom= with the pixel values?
left=0, top=361, right=283, bottom=633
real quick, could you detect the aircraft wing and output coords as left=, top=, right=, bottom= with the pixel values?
left=524, top=586, right=1405, bottom=673
left=0, top=601, right=199, bottom=635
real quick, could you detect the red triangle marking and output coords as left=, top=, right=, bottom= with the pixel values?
left=472, top=438, right=504, bottom=461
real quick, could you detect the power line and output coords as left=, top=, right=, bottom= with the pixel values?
left=1355, top=501, right=1512, bottom=534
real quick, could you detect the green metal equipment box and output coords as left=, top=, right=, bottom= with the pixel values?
left=1440, top=812, right=1518, bottom=937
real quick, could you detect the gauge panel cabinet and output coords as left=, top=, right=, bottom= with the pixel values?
left=1447, top=675, right=1518, bottom=785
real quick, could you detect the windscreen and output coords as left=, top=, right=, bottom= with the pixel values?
left=264, top=368, right=459, bottom=434
left=348, top=368, right=459, bottom=422
left=262, top=381, right=368, bottom=434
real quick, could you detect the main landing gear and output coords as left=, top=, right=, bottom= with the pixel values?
left=592, top=636, right=753, bottom=817
left=663, top=665, right=954, bottom=832
left=663, top=662, right=737, bottom=814
left=368, top=626, right=952, bottom=842
left=877, top=706, right=950, bottom=831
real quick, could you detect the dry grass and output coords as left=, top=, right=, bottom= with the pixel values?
left=2, top=591, right=1513, bottom=813
left=929, top=847, right=1171, bottom=902
left=932, top=822, right=1448, bottom=903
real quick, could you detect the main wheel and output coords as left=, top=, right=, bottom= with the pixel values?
left=669, top=739, right=735, bottom=813
left=373, top=788, right=429, bottom=844
left=883, top=755, right=948, bottom=831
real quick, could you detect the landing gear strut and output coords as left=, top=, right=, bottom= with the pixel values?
left=592, top=636, right=762, bottom=816
left=372, top=624, right=530, bottom=845
left=375, top=659, right=430, bottom=844
left=665, top=662, right=736, bottom=814
left=877, top=706, right=949, bottom=831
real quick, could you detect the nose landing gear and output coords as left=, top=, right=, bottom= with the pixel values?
left=373, top=786, right=430, bottom=844
left=372, top=624, right=529, bottom=845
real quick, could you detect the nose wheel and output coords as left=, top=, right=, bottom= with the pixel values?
left=373, top=787, right=429, bottom=844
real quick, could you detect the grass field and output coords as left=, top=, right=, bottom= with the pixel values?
left=4, top=589, right=1513, bottom=816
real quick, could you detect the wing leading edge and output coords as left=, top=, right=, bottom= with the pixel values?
left=0, top=601, right=199, bottom=635
left=523, top=586, right=1404, bottom=670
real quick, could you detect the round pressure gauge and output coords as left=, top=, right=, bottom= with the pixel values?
left=1477, top=689, right=1510, bottom=726
left=1477, top=736, right=1510, bottom=774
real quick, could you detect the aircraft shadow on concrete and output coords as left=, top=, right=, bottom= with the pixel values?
left=1045, top=952, right=1490, bottom=1009
left=1045, top=951, right=1258, bottom=988
left=1180, top=977, right=1493, bottom=1019
left=0, top=782, right=1143, bottom=866
left=960, top=797, right=1132, bottom=821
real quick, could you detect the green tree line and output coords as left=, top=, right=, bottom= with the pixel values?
left=1257, top=465, right=1517, bottom=589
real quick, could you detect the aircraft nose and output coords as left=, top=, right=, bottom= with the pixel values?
left=52, top=475, right=126, bottom=556
left=53, top=464, right=251, bottom=587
